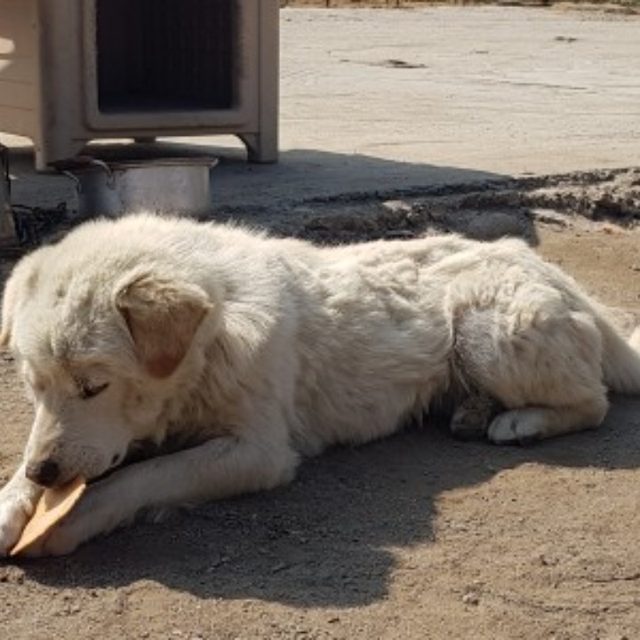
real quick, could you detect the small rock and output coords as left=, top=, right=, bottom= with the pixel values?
left=539, top=554, right=559, bottom=567
left=406, top=210, right=426, bottom=227
left=207, top=554, right=227, bottom=570
left=113, top=591, right=127, bottom=615
left=382, top=200, right=412, bottom=214
left=462, top=591, right=480, bottom=606
left=600, top=223, right=622, bottom=235
left=271, top=562, right=290, bottom=574
left=466, top=212, right=527, bottom=240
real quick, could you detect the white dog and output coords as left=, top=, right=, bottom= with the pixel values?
left=0, top=214, right=638, bottom=556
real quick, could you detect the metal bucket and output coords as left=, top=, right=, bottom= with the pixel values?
left=0, top=144, right=17, bottom=241
left=59, top=156, right=218, bottom=218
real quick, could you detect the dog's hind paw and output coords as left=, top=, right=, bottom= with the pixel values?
left=488, top=409, right=545, bottom=446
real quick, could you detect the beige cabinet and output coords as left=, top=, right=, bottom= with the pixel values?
left=0, top=0, right=279, bottom=169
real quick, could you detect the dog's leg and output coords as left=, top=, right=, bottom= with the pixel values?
left=454, top=302, right=609, bottom=445
left=0, top=464, right=44, bottom=556
left=26, top=434, right=299, bottom=556
left=488, top=398, right=608, bottom=445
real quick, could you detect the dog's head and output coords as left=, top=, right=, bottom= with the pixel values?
left=1, top=240, right=213, bottom=487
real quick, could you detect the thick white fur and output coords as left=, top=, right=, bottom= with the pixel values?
left=0, top=214, right=638, bottom=556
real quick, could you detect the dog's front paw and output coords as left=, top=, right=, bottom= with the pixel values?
left=24, top=482, right=128, bottom=557
left=0, top=490, right=34, bottom=557
left=488, top=409, right=544, bottom=445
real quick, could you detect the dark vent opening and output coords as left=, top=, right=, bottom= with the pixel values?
left=96, top=0, right=236, bottom=113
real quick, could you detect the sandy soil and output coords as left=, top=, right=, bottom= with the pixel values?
left=1, top=192, right=639, bottom=639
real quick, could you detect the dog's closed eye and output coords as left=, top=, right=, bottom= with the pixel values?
left=78, top=380, right=109, bottom=400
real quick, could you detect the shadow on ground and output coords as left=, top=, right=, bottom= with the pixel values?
left=5, top=141, right=510, bottom=209
left=4, top=141, right=545, bottom=249
left=14, top=397, right=640, bottom=608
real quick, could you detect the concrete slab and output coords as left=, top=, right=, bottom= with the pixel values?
left=1, top=6, right=639, bottom=213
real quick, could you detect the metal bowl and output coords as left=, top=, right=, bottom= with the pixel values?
left=59, top=156, right=218, bottom=218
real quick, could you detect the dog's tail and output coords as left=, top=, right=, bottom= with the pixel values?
left=601, top=322, right=640, bottom=395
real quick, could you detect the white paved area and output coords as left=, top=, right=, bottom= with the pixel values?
left=1, top=6, right=639, bottom=211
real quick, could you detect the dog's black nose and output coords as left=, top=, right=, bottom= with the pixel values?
left=25, top=459, right=60, bottom=487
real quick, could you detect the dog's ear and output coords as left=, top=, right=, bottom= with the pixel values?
left=115, top=273, right=212, bottom=378
left=1, top=248, right=50, bottom=347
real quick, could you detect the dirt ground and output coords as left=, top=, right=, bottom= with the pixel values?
left=1, top=169, right=639, bottom=639
left=1, top=1, right=640, bottom=636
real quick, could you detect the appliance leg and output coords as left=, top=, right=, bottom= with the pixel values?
left=239, top=132, right=278, bottom=164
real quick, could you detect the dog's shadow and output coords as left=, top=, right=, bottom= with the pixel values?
left=16, top=396, right=640, bottom=608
